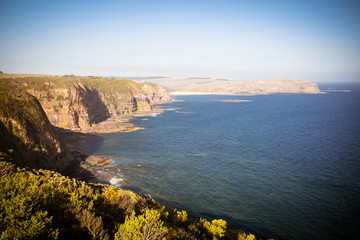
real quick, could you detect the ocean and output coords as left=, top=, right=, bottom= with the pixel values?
left=82, top=82, right=360, bottom=240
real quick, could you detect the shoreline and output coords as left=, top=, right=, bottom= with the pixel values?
left=57, top=107, right=165, bottom=186
left=85, top=108, right=163, bottom=134
left=70, top=152, right=128, bottom=187
left=62, top=108, right=164, bottom=134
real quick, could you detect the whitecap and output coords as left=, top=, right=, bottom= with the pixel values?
left=176, top=111, right=194, bottom=114
left=163, top=108, right=179, bottom=111
left=151, top=112, right=161, bottom=117
left=138, top=112, right=162, bottom=117
left=109, top=176, right=124, bottom=188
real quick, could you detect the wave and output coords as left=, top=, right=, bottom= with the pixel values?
left=175, top=111, right=194, bottom=114
left=150, top=112, right=161, bottom=117
left=163, top=108, right=180, bottom=111
left=110, top=176, right=124, bottom=188
left=137, top=112, right=162, bottom=118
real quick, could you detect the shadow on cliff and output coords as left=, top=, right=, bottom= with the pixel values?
left=54, top=126, right=104, bottom=156
left=53, top=126, right=106, bottom=181
left=73, top=85, right=111, bottom=126
left=0, top=118, right=76, bottom=170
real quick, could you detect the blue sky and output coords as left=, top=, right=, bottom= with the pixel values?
left=0, top=0, right=359, bottom=82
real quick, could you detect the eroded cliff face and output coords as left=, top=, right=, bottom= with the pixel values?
left=139, top=82, right=172, bottom=104
left=231, top=79, right=323, bottom=95
left=27, top=84, right=111, bottom=131
left=0, top=81, right=76, bottom=172
left=19, top=76, right=171, bottom=132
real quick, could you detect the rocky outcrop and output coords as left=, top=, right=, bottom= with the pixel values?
left=0, top=81, right=76, bottom=172
left=139, top=82, right=172, bottom=104
left=12, top=76, right=171, bottom=132
left=27, top=84, right=111, bottom=131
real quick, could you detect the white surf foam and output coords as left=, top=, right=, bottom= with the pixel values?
left=150, top=112, right=161, bottom=117
left=163, top=108, right=179, bottom=111
left=109, top=176, right=124, bottom=188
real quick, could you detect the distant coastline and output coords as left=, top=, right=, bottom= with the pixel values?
left=136, top=78, right=324, bottom=96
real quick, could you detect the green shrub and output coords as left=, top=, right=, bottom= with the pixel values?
left=115, top=209, right=168, bottom=240
left=176, top=210, right=188, bottom=223
left=200, top=218, right=228, bottom=239
left=236, top=231, right=257, bottom=240
left=0, top=171, right=58, bottom=239
left=56, top=95, right=64, bottom=101
left=46, top=91, right=54, bottom=100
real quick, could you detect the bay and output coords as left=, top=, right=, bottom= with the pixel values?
left=86, top=82, right=360, bottom=240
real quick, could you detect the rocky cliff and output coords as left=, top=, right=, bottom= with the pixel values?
left=0, top=81, right=76, bottom=172
left=3, top=75, right=170, bottom=132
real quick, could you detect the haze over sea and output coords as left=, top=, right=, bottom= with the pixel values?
left=83, top=83, right=360, bottom=240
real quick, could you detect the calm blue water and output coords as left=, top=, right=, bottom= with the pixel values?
left=88, top=83, right=360, bottom=240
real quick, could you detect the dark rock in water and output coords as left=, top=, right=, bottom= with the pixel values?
left=70, top=150, right=88, bottom=162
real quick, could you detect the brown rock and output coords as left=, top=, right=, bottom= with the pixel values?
left=19, top=77, right=171, bottom=132
left=0, top=81, right=76, bottom=173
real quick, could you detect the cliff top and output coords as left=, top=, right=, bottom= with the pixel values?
left=0, top=81, right=46, bottom=130
left=0, top=74, right=158, bottom=94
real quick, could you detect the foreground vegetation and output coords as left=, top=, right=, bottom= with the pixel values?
left=0, top=157, right=258, bottom=240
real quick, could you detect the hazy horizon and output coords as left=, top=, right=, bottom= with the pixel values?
left=1, top=0, right=359, bottom=83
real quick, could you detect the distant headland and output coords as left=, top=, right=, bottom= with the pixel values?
left=134, top=77, right=324, bottom=95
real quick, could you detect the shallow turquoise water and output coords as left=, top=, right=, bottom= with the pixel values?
left=86, top=83, right=360, bottom=240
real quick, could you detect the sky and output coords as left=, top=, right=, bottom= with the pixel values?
left=0, top=0, right=359, bottom=82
